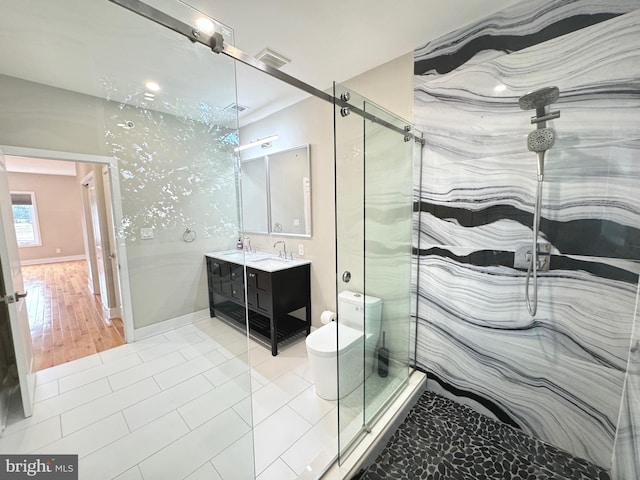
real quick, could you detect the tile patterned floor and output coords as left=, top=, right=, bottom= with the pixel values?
left=2, top=318, right=338, bottom=480
left=354, top=390, right=610, bottom=480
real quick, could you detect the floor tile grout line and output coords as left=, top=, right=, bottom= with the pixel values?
left=254, top=404, right=315, bottom=476
left=121, top=375, right=216, bottom=433
left=56, top=352, right=145, bottom=395
left=107, top=352, right=189, bottom=392
left=7, top=377, right=117, bottom=437
left=85, top=411, right=192, bottom=480
left=29, top=411, right=130, bottom=460
left=59, top=380, right=161, bottom=437
left=134, top=403, right=247, bottom=478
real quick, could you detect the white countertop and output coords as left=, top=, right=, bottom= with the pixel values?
left=205, top=250, right=311, bottom=273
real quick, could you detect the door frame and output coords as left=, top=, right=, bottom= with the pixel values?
left=0, top=145, right=134, bottom=343
left=81, top=170, right=110, bottom=313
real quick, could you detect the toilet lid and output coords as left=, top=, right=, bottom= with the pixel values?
left=306, top=322, right=363, bottom=357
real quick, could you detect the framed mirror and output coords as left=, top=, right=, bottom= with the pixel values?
left=240, top=156, right=269, bottom=233
left=240, top=144, right=311, bottom=237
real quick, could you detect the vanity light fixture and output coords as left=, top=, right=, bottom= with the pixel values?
left=234, top=135, right=279, bottom=152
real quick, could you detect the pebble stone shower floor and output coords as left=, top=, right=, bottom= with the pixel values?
left=354, top=391, right=610, bottom=480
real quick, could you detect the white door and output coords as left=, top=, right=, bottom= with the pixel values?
left=0, top=148, right=35, bottom=417
left=87, top=176, right=108, bottom=308
left=102, top=166, right=121, bottom=314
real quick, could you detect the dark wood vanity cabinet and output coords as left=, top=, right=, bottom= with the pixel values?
left=206, top=256, right=311, bottom=356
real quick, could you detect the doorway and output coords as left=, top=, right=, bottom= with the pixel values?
left=1, top=145, right=133, bottom=371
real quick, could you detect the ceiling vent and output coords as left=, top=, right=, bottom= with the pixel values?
left=255, top=48, right=291, bottom=70
left=223, top=103, right=249, bottom=113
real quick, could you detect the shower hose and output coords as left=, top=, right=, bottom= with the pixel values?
left=526, top=179, right=543, bottom=316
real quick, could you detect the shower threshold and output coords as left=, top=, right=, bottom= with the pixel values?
left=303, top=370, right=426, bottom=480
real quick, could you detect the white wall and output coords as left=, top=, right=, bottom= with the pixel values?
left=0, top=74, right=238, bottom=330
left=7, top=172, right=85, bottom=262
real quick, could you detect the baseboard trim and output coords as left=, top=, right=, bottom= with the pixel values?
left=20, top=255, right=86, bottom=266
left=133, top=309, right=210, bottom=341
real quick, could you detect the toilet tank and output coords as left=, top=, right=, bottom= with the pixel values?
left=338, top=290, right=382, bottom=337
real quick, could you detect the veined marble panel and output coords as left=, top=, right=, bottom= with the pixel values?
left=415, top=252, right=638, bottom=467
left=611, top=307, right=640, bottom=479
left=415, top=11, right=640, bottom=154
left=413, top=1, right=640, bottom=475
left=415, top=0, right=639, bottom=77
left=416, top=251, right=638, bottom=369
left=416, top=319, right=624, bottom=469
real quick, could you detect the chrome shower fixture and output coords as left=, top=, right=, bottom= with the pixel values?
left=519, top=86, right=561, bottom=180
left=527, top=128, right=556, bottom=178
left=519, top=86, right=560, bottom=131
left=527, top=128, right=556, bottom=152
left=518, top=86, right=560, bottom=111
left=518, top=86, right=561, bottom=317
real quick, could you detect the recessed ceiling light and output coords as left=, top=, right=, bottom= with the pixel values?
left=195, top=17, right=215, bottom=34
left=145, top=81, right=160, bottom=92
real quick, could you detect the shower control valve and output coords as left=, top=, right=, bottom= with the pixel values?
left=514, top=242, right=551, bottom=271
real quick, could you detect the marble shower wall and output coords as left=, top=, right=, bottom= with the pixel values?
left=412, top=0, right=640, bottom=475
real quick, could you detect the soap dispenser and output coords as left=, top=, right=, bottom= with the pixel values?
left=236, top=236, right=243, bottom=250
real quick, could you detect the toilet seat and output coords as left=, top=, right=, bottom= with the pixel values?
left=305, top=322, right=363, bottom=358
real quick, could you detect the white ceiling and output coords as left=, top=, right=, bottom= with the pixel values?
left=0, top=0, right=518, bottom=127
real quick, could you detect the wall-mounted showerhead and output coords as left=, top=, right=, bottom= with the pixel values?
left=519, top=86, right=561, bottom=317
left=518, top=86, right=560, bottom=111
left=519, top=87, right=560, bottom=180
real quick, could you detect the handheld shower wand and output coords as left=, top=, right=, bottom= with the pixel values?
left=518, top=86, right=560, bottom=316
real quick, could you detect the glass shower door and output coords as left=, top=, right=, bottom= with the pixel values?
left=334, top=84, right=414, bottom=461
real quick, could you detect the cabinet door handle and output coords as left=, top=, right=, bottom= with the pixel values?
left=249, top=273, right=256, bottom=278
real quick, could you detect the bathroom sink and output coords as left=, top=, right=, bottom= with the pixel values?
left=220, top=251, right=271, bottom=262
left=251, top=256, right=293, bottom=265
left=249, top=256, right=306, bottom=272
left=208, top=250, right=309, bottom=271
left=245, top=252, right=272, bottom=261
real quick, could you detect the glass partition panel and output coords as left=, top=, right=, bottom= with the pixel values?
left=334, top=85, right=366, bottom=460
left=0, top=1, right=254, bottom=478
left=362, top=100, right=413, bottom=426
left=334, top=83, right=414, bottom=462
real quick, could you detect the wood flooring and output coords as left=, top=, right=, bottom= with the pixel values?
left=22, top=260, right=125, bottom=372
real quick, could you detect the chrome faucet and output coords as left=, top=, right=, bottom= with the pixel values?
left=274, top=240, right=286, bottom=258
left=243, top=236, right=253, bottom=253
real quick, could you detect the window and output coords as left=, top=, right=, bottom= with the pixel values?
left=11, top=191, right=42, bottom=247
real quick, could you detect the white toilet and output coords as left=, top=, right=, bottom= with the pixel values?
left=306, top=291, right=382, bottom=400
